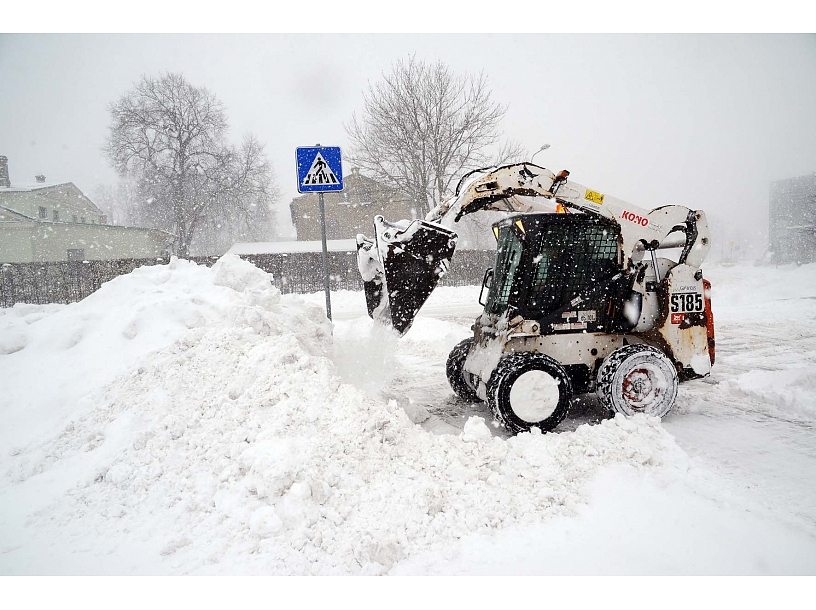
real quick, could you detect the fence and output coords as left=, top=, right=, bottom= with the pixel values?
left=0, top=249, right=496, bottom=307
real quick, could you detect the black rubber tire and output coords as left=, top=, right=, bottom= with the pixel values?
left=487, top=352, right=573, bottom=434
left=596, top=344, right=679, bottom=418
left=446, top=337, right=480, bottom=402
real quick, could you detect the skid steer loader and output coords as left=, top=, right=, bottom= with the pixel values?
left=356, top=163, right=715, bottom=433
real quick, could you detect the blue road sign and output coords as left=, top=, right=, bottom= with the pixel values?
left=296, top=146, right=344, bottom=193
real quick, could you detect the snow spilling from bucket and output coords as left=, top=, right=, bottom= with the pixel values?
left=1, top=255, right=686, bottom=575
left=332, top=316, right=399, bottom=394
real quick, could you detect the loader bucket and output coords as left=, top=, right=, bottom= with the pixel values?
left=356, top=215, right=458, bottom=335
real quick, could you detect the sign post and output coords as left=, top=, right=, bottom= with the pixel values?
left=317, top=190, right=331, bottom=320
left=296, top=145, right=344, bottom=322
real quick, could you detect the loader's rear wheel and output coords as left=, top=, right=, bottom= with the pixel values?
left=446, top=338, right=480, bottom=402
left=596, top=344, right=679, bottom=418
left=487, top=353, right=573, bottom=434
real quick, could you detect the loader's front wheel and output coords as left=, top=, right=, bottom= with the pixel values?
left=596, top=344, right=679, bottom=418
left=487, top=353, right=573, bottom=434
left=446, top=338, right=480, bottom=402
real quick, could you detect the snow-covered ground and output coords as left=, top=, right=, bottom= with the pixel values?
left=1, top=256, right=815, bottom=575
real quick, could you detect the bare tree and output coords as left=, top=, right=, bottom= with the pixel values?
left=194, top=135, right=280, bottom=255
left=346, top=56, right=525, bottom=217
left=104, top=73, right=277, bottom=256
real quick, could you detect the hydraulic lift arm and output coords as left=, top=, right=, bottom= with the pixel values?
left=431, top=163, right=711, bottom=269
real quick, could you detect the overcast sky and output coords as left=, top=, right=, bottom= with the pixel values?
left=1, top=34, right=814, bottom=244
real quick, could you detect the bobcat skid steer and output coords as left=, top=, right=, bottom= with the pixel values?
left=356, top=163, right=716, bottom=433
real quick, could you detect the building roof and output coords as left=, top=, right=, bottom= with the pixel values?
left=0, top=182, right=73, bottom=193
left=0, top=205, right=37, bottom=221
left=0, top=217, right=177, bottom=239
left=228, top=239, right=358, bottom=255
left=0, top=181, right=105, bottom=219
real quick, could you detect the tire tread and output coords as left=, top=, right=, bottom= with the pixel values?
left=487, top=352, right=573, bottom=434
left=446, top=338, right=480, bottom=402
left=596, top=344, right=678, bottom=417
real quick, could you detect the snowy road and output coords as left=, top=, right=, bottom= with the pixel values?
left=2, top=259, right=815, bottom=574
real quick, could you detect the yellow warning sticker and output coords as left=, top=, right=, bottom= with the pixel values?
left=584, top=189, right=604, bottom=205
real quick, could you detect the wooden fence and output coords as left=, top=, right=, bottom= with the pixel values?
left=0, top=250, right=496, bottom=307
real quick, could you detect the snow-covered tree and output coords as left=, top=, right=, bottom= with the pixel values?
left=104, top=73, right=278, bottom=257
left=345, top=56, right=525, bottom=218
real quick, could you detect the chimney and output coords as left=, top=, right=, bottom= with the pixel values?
left=0, top=156, right=9, bottom=188
left=35, top=174, right=46, bottom=183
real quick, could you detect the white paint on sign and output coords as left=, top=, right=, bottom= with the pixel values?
left=302, top=152, right=339, bottom=187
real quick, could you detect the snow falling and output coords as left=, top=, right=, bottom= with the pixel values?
left=1, top=256, right=815, bottom=574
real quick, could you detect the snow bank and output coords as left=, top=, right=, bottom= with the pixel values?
left=704, top=262, right=816, bottom=308
left=692, top=262, right=816, bottom=420
left=0, top=257, right=289, bottom=452
left=1, top=255, right=684, bottom=575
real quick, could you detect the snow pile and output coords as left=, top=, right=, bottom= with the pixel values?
left=724, top=368, right=816, bottom=418
left=0, top=303, right=62, bottom=356
left=0, top=257, right=304, bottom=452
left=684, top=262, right=816, bottom=420
left=705, top=262, right=816, bottom=309
left=1, top=255, right=684, bottom=575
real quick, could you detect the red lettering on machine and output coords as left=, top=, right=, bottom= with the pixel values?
left=621, top=210, right=650, bottom=227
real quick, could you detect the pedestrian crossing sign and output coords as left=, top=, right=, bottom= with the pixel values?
left=296, top=146, right=344, bottom=193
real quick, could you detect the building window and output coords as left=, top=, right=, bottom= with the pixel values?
left=80, top=217, right=85, bottom=223
left=100, top=215, right=107, bottom=225
left=67, top=249, right=85, bottom=262
left=39, top=206, right=47, bottom=219
left=53, top=210, right=59, bottom=222
left=72, top=215, right=77, bottom=223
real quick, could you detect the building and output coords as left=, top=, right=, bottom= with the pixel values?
left=290, top=168, right=417, bottom=241
left=0, top=155, right=175, bottom=263
left=769, top=173, right=816, bottom=264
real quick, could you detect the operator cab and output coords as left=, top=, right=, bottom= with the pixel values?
left=480, top=213, right=641, bottom=335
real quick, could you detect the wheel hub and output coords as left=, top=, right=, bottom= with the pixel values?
left=622, top=368, right=658, bottom=411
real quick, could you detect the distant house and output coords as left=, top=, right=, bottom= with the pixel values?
left=0, top=155, right=175, bottom=263
left=769, top=173, right=816, bottom=264
left=290, top=168, right=417, bottom=241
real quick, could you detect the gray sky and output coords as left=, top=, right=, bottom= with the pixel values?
left=1, top=34, right=814, bottom=243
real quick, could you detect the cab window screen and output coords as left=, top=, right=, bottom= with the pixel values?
left=527, top=223, right=619, bottom=314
